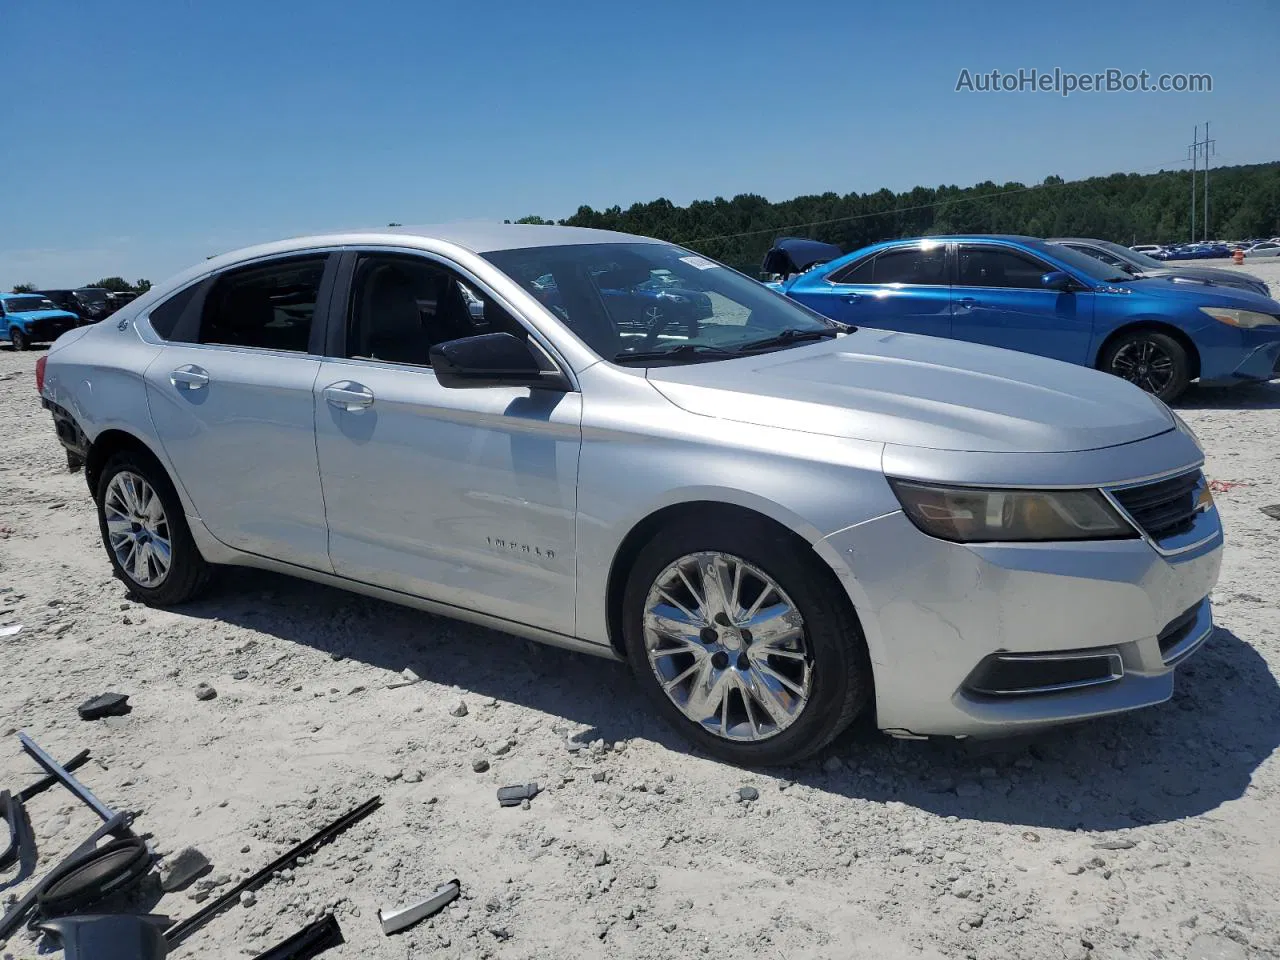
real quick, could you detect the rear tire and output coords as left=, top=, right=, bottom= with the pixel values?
left=95, top=450, right=211, bottom=605
left=1100, top=331, right=1190, bottom=402
left=10, top=328, right=29, bottom=351
left=622, top=516, right=871, bottom=766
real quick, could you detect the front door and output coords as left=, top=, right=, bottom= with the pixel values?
left=791, top=242, right=952, bottom=338
left=950, top=243, right=1095, bottom=364
left=313, top=251, right=582, bottom=636
left=143, top=253, right=334, bottom=571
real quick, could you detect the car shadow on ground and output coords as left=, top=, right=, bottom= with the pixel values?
left=185, top=570, right=1278, bottom=833
left=1177, top=380, right=1280, bottom=410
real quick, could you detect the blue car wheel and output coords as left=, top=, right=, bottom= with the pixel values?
left=1099, top=330, right=1190, bottom=402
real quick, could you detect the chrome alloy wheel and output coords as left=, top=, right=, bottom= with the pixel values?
left=1110, top=338, right=1175, bottom=395
left=643, top=552, right=813, bottom=742
left=103, top=471, right=172, bottom=588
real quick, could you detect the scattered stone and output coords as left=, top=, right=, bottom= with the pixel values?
left=662, top=922, right=677, bottom=934
left=1021, top=831, right=1040, bottom=843
left=488, top=740, right=511, bottom=756
left=386, top=667, right=422, bottom=689
left=232, top=670, right=249, bottom=680
left=1188, top=933, right=1248, bottom=960
left=1259, top=505, right=1280, bottom=522
left=347, top=685, right=366, bottom=696
left=595, top=849, right=610, bottom=867
left=329, top=652, right=344, bottom=661
left=1063, top=863, right=1086, bottom=876
left=403, top=769, right=424, bottom=783
left=194, top=683, right=217, bottom=701
left=520, top=798, right=531, bottom=811
left=1092, top=838, right=1136, bottom=850
left=240, top=890, right=257, bottom=908
left=489, top=926, right=510, bottom=941
left=737, top=786, right=759, bottom=802
left=160, top=847, right=211, bottom=892
left=448, top=699, right=468, bottom=718
left=472, top=758, right=490, bottom=773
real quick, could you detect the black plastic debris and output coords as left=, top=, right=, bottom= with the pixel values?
left=497, top=783, right=540, bottom=808
left=77, top=693, right=131, bottom=721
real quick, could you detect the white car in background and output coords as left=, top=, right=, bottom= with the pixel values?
left=1244, top=241, right=1280, bottom=258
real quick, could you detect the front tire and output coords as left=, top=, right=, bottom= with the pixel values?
left=95, top=450, right=211, bottom=605
left=10, top=328, right=29, bottom=351
left=1100, top=331, right=1190, bottom=402
left=622, top=516, right=871, bottom=766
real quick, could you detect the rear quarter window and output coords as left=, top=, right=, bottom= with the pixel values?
left=147, top=284, right=202, bottom=340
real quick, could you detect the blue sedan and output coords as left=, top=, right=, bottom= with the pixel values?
left=778, top=235, right=1280, bottom=401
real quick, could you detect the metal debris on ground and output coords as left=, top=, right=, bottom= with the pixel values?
left=497, top=783, right=540, bottom=807
left=77, top=692, right=131, bottom=721
left=378, top=879, right=460, bottom=935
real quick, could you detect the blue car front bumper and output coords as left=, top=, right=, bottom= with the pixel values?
left=1196, top=328, right=1280, bottom=385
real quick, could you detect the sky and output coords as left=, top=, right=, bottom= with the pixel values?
left=2, top=0, right=1277, bottom=287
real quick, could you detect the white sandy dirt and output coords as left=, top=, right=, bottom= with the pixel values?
left=1, top=258, right=1278, bottom=959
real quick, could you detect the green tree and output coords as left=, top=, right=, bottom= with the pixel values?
left=514, top=215, right=554, bottom=224
left=11, top=283, right=37, bottom=293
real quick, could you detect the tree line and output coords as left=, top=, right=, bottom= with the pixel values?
left=511, top=161, right=1280, bottom=274
left=12, top=277, right=152, bottom=295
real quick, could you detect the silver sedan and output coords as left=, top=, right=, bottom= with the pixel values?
left=38, top=224, right=1223, bottom=765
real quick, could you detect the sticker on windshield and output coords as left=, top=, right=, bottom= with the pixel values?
left=679, top=255, right=718, bottom=270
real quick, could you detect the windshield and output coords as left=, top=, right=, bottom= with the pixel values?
left=3, top=296, right=58, bottom=313
left=1032, top=241, right=1131, bottom=283
left=483, top=242, right=837, bottom=363
left=1098, top=240, right=1163, bottom=270
left=76, top=289, right=110, bottom=306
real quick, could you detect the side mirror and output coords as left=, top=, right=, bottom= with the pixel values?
left=1041, top=271, right=1076, bottom=292
left=430, top=332, right=570, bottom=391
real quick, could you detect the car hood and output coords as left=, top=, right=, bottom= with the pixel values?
left=1110, top=275, right=1280, bottom=311
left=1144, top=265, right=1269, bottom=294
left=645, top=330, right=1174, bottom=453
left=7, top=309, right=79, bottom=322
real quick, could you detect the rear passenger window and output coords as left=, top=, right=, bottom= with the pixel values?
left=868, top=246, right=947, bottom=285
left=147, top=284, right=200, bottom=340
left=199, top=256, right=326, bottom=352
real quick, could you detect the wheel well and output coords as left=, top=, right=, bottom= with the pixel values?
left=84, top=430, right=166, bottom=497
left=1095, top=322, right=1201, bottom=381
left=604, top=501, right=855, bottom=657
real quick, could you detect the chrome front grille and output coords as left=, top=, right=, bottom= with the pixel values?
left=1111, top=470, right=1202, bottom=541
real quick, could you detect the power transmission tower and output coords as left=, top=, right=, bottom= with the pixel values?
left=1186, top=124, right=1216, bottom=242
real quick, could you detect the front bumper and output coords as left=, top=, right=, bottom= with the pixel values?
left=1197, top=329, right=1280, bottom=384
left=822, top=501, right=1223, bottom=738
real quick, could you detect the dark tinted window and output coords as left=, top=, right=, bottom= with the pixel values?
left=956, top=246, right=1052, bottom=289
left=148, top=283, right=201, bottom=340
left=869, top=246, right=947, bottom=284
left=1065, top=243, right=1124, bottom=267
left=199, top=257, right=325, bottom=352
left=347, top=254, right=521, bottom=366
left=827, top=255, right=874, bottom=284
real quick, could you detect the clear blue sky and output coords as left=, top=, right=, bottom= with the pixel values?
left=3, top=0, right=1276, bottom=287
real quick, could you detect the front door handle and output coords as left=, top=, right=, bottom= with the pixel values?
left=955, top=297, right=978, bottom=309
left=170, top=365, right=210, bottom=389
left=842, top=292, right=863, bottom=303
left=323, top=381, right=375, bottom=413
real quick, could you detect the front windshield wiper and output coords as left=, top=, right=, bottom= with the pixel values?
left=728, top=327, right=844, bottom=354
left=612, top=343, right=737, bottom=364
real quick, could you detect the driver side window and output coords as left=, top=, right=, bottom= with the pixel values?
left=346, top=254, right=523, bottom=366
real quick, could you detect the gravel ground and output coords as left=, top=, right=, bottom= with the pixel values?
left=1, top=258, right=1278, bottom=959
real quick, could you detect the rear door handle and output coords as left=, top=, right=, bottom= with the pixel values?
left=955, top=297, right=978, bottom=309
left=323, top=381, right=375, bottom=412
left=842, top=293, right=863, bottom=303
left=170, top=365, right=210, bottom=389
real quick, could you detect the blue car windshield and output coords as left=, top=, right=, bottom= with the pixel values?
left=1028, top=242, right=1132, bottom=283
left=484, top=242, right=838, bottom=363
left=3, top=296, right=57, bottom=313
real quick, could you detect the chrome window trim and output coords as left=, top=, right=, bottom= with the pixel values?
left=335, top=244, right=579, bottom=392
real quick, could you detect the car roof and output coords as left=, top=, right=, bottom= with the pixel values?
left=1046, top=237, right=1118, bottom=245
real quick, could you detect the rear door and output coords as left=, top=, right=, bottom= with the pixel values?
left=950, top=242, right=1095, bottom=364
left=142, top=253, right=336, bottom=571
left=792, top=242, right=951, bottom=338
left=312, top=249, right=582, bottom=635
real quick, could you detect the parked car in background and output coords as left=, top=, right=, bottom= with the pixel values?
left=1244, top=240, right=1280, bottom=259
left=1154, top=243, right=1232, bottom=261
left=1050, top=237, right=1271, bottom=298
left=37, top=287, right=116, bottom=324
left=778, top=234, right=1280, bottom=401
left=37, top=224, right=1223, bottom=765
left=107, top=290, right=140, bottom=310
left=1130, top=245, right=1164, bottom=256
left=1, top=293, right=80, bottom=350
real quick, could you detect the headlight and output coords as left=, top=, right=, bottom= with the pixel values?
left=1198, top=306, right=1280, bottom=328
left=889, top=479, right=1136, bottom=543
